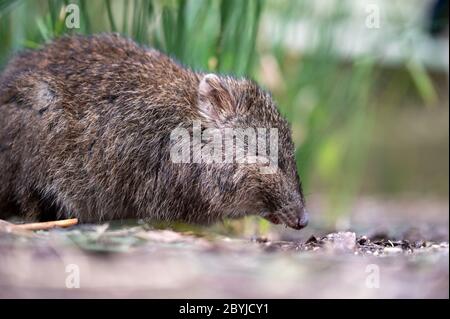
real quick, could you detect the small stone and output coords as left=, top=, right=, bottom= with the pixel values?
left=324, top=232, right=356, bottom=252
left=305, top=235, right=318, bottom=244
left=413, top=240, right=425, bottom=248
left=253, top=236, right=268, bottom=243
left=357, top=236, right=368, bottom=245
left=384, top=247, right=403, bottom=254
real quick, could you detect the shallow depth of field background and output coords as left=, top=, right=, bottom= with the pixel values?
left=0, top=0, right=449, bottom=299
left=0, top=0, right=448, bottom=231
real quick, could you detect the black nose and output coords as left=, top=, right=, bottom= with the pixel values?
left=297, top=211, right=309, bottom=229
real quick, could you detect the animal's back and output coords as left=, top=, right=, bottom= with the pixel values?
left=0, top=34, right=199, bottom=221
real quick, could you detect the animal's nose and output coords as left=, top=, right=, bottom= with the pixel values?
left=297, top=210, right=309, bottom=229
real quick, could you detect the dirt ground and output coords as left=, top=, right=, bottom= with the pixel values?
left=0, top=196, right=448, bottom=298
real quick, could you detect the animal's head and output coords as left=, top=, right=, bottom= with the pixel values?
left=194, top=73, right=308, bottom=230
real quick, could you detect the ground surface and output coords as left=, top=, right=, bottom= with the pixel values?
left=0, top=196, right=448, bottom=298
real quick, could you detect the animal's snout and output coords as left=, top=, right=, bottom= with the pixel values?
left=286, top=206, right=308, bottom=230
left=264, top=204, right=309, bottom=230
left=296, top=209, right=309, bottom=230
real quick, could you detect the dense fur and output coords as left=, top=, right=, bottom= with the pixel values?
left=0, top=34, right=308, bottom=229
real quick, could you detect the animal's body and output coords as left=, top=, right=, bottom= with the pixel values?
left=0, top=34, right=308, bottom=229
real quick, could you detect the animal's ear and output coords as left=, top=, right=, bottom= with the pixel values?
left=198, top=74, right=235, bottom=123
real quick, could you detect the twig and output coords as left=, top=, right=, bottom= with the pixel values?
left=13, top=218, right=78, bottom=231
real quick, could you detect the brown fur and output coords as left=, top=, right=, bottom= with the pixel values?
left=0, top=33, right=308, bottom=229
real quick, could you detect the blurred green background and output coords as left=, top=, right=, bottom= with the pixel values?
left=0, top=0, right=448, bottom=228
